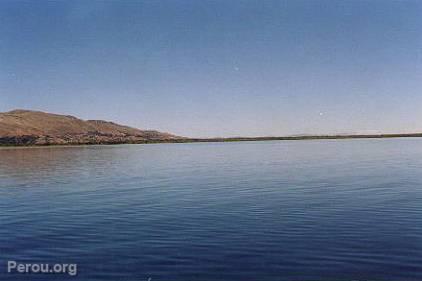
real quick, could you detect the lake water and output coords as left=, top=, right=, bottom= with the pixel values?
left=1, top=139, right=422, bottom=281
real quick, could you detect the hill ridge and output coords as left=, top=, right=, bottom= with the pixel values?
left=0, top=109, right=181, bottom=145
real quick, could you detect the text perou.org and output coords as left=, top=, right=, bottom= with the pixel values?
left=7, top=261, right=77, bottom=276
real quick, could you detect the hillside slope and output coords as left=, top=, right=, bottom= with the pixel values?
left=0, top=109, right=181, bottom=145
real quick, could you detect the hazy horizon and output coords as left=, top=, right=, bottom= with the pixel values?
left=1, top=0, right=422, bottom=138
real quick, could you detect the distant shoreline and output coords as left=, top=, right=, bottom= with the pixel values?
left=190, top=133, right=422, bottom=142
left=2, top=133, right=422, bottom=147
left=2, top=110, right=421, bottom=147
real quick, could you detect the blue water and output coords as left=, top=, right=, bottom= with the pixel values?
left=1, top=139, right=422, bottom=281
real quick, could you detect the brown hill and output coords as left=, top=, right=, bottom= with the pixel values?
left=0, top=109, right=182, bottom=145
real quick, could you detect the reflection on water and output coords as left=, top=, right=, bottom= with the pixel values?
left=1, top=139, right=422, bottom=281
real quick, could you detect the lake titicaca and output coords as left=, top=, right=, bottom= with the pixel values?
left=1, top=139, right=422, bottom=280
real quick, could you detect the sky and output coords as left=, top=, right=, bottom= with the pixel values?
left=1, top=0, right=422, bottom=138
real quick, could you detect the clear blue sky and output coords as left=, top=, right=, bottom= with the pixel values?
left=1, top=0, right=421, bottom=137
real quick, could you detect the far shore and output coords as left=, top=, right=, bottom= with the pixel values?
left=1, top=133, right=422, bottom=147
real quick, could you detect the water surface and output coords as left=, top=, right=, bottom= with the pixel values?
left=1, top=139, right=422, bottom=280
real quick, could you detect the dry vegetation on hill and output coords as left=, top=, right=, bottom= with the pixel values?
left=0, top=110, right=181, bottom=145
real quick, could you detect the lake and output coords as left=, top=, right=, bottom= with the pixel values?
left=1, top=139, right=422, bottom=281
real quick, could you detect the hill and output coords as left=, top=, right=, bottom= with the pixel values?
left=0, top=109, right=182, bottom=145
